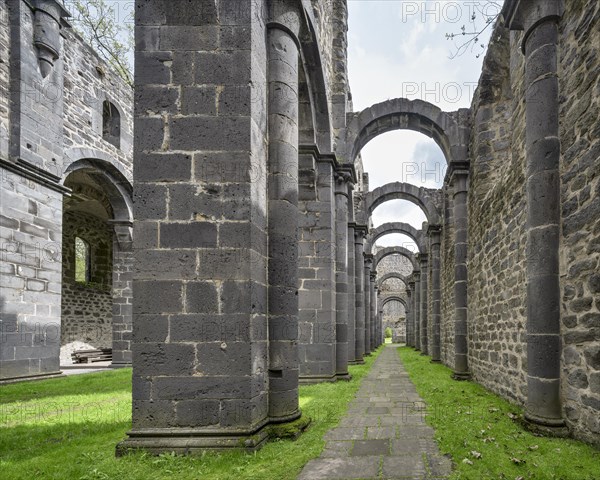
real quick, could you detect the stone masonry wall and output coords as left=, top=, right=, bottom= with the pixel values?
left=61, top=27, right=133, bottom=181
left=0, top=171, right=63, bottom=379
left=60, top=210, right=113, bottom=351
left=0, top=1, right=9, bottom=159
left=466, top=22, right=528, bottom=405
left=558, top=0, right=600, bottom=441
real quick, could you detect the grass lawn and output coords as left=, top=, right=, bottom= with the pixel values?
left=398, top=346, right=600, bottom=480
left=0, top=348, right=381, bottom=480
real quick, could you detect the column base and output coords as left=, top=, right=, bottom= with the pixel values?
left=430, top=359, right=441, bottom=364
left=522, top=413, right=569, bottom=438
left=0, top=371, right=63, bottom=385
left=419, top=352, right=429, bottom=357
left=335, top=373, right=353, bottom=381
left=349, top=358, right=365, bottom=365
left=451, top=371, right=471, bottom=381
left=299, top=374, right=337, bottom=385
left=116, top=413, right=310, bottom=456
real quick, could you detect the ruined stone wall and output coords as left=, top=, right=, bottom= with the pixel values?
left=60, top=210, right=113, bottom=351
left=466, top=22, right=528, bottom=405
left=0, top=0, right=9, bottom=159
left=558, top=0, right=600, bottom=441
left=61, top=28, right=133, bottom=181
left=449, top=3, right=600, bottom=443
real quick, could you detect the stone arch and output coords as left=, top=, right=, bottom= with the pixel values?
left=344, top=97, right=468, bottom=165
left=63, top=158, right=133, bottom=224
left=378, top=272, right=409, bottom=289
left=366, top=182, right=441, bottom=226
left=381, top=295, right=409, bottom=311
left=374, top=246, right=418, bottom=272
left=297, top=0, right=332, bottom=152
left=366, top=222, right=426, bottom=253
left=62, top=157, right=133, bottom=366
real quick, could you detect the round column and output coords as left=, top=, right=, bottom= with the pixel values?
left=267, top=22, right=300, bottom=421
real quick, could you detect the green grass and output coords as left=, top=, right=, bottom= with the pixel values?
left=0, top=348, right=382, bottom=480
left=398, top=346, right=600, bottom=480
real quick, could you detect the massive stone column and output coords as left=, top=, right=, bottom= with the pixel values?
left=504, top=0, right=566, bottom=434
left=371, top=278, right=378, bottom=349
left=356, top=253, right=373, bottom=355
left=346, top=190, right=357, bottom=363
left=120, top=0, right=288, bottom=453
left=413, top=271, right=421, bottom=351
left=429, top=227, right=441, bottom=362
left=334, top=170, right=351, bottom=380
left=354, top=227, right=367, bottom=362
left=419, top=253, right=429, bottom=355
left=406, top=287, right=413, bottom=346
left=363, top=254, right=373, bottom=355
left=297, top=149, right=337, bottom=384
left=451, top=169, right=470, bottom=379
left=266, top=13, right=301, bottom=423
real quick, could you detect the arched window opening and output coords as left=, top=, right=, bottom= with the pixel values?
left=75, top=237, right=91, bottom=283
left=375, top=233, right=419, bottom=254
left=371, top=199, right=427, bottom=230
left=102, top=101, right=121, bottom=149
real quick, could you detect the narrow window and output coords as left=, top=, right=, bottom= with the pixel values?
left=102, top=100, right=121, bottom=148
left=75, top=237, right=91, bottom=283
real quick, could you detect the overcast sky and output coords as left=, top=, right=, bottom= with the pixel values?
left=348, top=0, right=501, bottom=248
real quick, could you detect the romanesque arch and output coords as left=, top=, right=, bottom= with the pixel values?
left=378, top=272, right=409, bottom=289
left=365, top=182, right=441, bottom=226
left=62, top=158, right=133, bottom=366
left=374, top=245, right=418, bottom=272
left=343, top=98, right=469, bottom=165
left=366, top=221, right=426, bottom=253
left=381, top=295, right=409, bottom=311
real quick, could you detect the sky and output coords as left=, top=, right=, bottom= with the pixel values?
left=347, top=0, right=501, bottom=247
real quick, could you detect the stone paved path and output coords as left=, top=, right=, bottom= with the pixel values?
left=298, top=345, right=452, bottom=480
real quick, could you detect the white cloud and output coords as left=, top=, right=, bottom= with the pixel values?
left=348, top=0, right=496, bottom=228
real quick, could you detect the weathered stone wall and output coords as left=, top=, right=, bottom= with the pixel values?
left=1, top=0, right=133, bottom=380
left=0, top=171, right=63, bottom=379
left=558, top=0, right=600, bottom=441
left=0, top=0, right=9, bottom=159
left=60, top=210, right=113, bottom=351
left=61, top=27, right=133, bottom=181
left=466, top=22, right=528, bottom=405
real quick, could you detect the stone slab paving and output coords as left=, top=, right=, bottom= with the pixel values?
left=298, top=345, right=452, bottom=480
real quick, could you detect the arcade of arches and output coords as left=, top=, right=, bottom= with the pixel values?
left=0, top=0, right=598, bottom=454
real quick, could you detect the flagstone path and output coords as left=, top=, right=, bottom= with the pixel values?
left=298, top=345, right=452, bottom=479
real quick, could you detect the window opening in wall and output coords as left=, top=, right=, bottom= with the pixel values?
left=102, top=100, right=121, bottom=148
left=75, top=237, right=91, bottom=283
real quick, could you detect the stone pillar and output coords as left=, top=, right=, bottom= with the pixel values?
left=504, top=0, right=566, bottom=434
left=354, top=227, right=366, bottom=362
left=363, top=255, right=372, bottom=355
left=413, top=271, right=421, bottom=351
left=356, top=253, right=373, bottom=355
left=419, top=254, right=429, bottom=355
left=120, top=0, right=280, bottom=453
left=346, top=194, right=356, bottom=363
left=266, top=18, right=301, bottom=423
left=334, top=170, right=351, bottom=380
left=406, top=287, right=413, bottom=346
left=297, top=149, right=337, bottom=384
left=111, top=223, right=133, bottom=366
left=451, top=170, right=470, bottom=379
left=429, top=227, right=442, bottom=362
left=371, top=280, right=378, bottom=349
